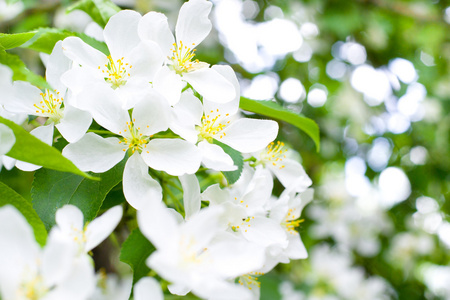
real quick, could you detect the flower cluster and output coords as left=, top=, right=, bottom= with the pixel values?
left=0, top=0, right=313, bottom=299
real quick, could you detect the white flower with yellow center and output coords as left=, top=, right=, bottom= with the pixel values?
left=137, top=200, right=264, bottom=299
left=1, top=41, right=92, bottom=144
left=61, top=10, right=164, bottom=109
left=0, top=205, right=95, bottom=300
left=170, top=65, right=279, bottom=171
left=252, top=142, right=312, bottom=193
left=138, top=0, right=236, bottom=105
left=63, top=87, right=201, bottom=209
left=53, top=204, right=123, bottom=255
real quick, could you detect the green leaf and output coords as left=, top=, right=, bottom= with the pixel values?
left=22, top=27, right=108, bottom=55
left=67, top=0, right=121, bottom=28
left=0, top=51, right=49, bottom=89
left=0, top=181, right=47, bottom=246
left=239, top=97, right=320, bottom=152
left=120, top=228, right=155, bottom=283
left=31, top=158, right=126, bottom=231
left=0, top=31, right=37, bottom=50
left=0, top=117, right=95, bottom=179
left=213, top=139, right=244, bottom=185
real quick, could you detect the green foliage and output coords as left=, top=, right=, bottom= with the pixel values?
left=120, top=228, right=155, bottom=284
left=239, top=97, right=320, bottom=152
left=0, top=181, right=47, bottom=246
left=213, top=139, right=244, bottom=185
left=0, top=117, right=94, bottom=179
left=0, top=51, right=49, bottom=89
left=67, top=0, right=121, bottom=28
left=31, top=158, right=126, bottom=231
left=21, top=27, right=108, bottom=55
left=0, top=31, right=36, bottom=50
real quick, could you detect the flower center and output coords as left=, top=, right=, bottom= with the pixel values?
left=238, top=272, right=264, bottom=290
left=282, top=208, right=304, bottom=235
left=119, top=120, right=150, bottom=154
left=179, top=235, right=208, bottom=268
left=197, top=109, right=230, bottom=142
left=259, top=141, right=287, bottom=169
left=18, top=275, right=48, bottom=300
left=168, top=41, right=208, bottom=75
left=99, top=55, right=132, bottom=89
left=33, top=90, right=64, bottom=122
left=231, top=216, right=254, bottom=233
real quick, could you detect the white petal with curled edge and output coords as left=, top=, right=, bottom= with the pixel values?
left=203, top=65, right=240, bottom=116
left=62, top=133, right=124, bottom=173
left=103, top=10, right=141, bottom=59
left=128, top=40, right=164, bottom=80
left=56, top=104, right=92, bottom=143
left=175, top=0, right=212, bottom=47
left=46, top=40, right=72, bottom=93
left=132, top=91, right=171, bottom=136
left=85, top=205, right=123, bottom=252
left=0, top=124, right=15, bottom=155
left=123, top=153, right=162, bottom=210
left=179, top=174, right=201, bottom=219
left=221, top=119, right=278, bottom=153
left=76, top=87, right=129, bottom=135
left=55, top=204, right=84, bottom=234
left=268, top=158, right=312, bottom=192
left=15, top=124, right=54, bottom=172
left=138, top=11, right=175, bottom=56
left=0, top=205, right=40, bottom=298
left=153, top=66, right=184, bottom=106
left=134, top=277, right=164, bottom=300
left=198, top=141, right=237, bottom=171
left=141, top=138, right=201, bottom=176
left=183, top=67, right=235, bottom=104
left=62, top=36, right=107, bottom=69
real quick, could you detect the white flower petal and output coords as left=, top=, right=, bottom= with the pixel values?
left=55, top=204, right=84, bottom=233
left=132, top=91, right=171, bottom=136
left=168, top=283, right=191, bottom=296
left=203, top=65, right=240, bottom=115
left=76, top=87, right=129, bottom=135
left=0, top=124, right=15, bottom=155
left=62, top=36, right=106, bottom=69
left=221, top=119, right=278, bottom=153
left=240, top=217, right=287, bottom=248
left=137, top=201, right=180, bottom=250
left=123, top=153, right=162, bottom=210
left=141, top=139, right=201, bottom=176
left=7, top=81, right=42, bottom=115
left=170, top=92, right=202, bottom=143
left=134, top=277, right=164, bottom=300
left=85, top=205, right=123, bottom=252
left=128, top=40, right=164, bottom=80
left=42, top=229, right=77, bottom=287
left=62, top=133, right=124, bottom=173
left=179, top=174, right=201, bottom=219
left=175, top=0, right=213, bottom=47
left=198, top=141, right=236, bottom=171
left=46, top=40, right=72, bottom=93
left=103, top=10, right=141, bottom=59
left=138, top=11, right=175, bottom=55
left=285, top=233, right=307, bottom=259
left=55, top=104, right=92, bottom=143
left=268, top=158, right=312, bottom=192
left=183, top=67, right=235, bottom=103
left=153, top=66, right=184, bottom=106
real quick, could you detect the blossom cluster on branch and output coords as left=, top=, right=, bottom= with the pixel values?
left=0, top=0, right=313, bottom=299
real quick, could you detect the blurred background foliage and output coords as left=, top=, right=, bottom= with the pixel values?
left=1, top=0, right=449, bottom=299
